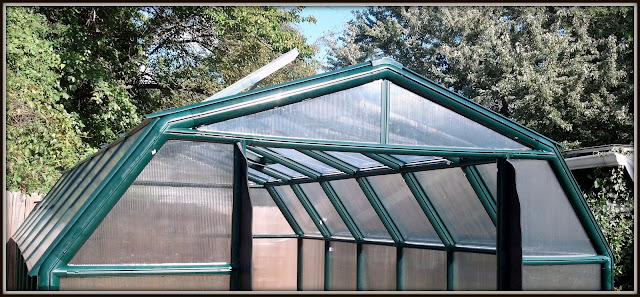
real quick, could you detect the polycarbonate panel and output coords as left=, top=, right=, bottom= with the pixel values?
left=522, top=264, right=601, bottom=290
left=510, top=159, right=597, bottom=256
left=391, top=154, right=444, bottom=165
left=454, top=252, right=496, bottom=291
left=15, top=161, right=90, bottom=248
left=301, top=239, right=325, bottom=291
left=328, top=241, right=357, bottom=290
left=270, top=148, right=341, bottom=174
left=474, top=163, right=497, bottom=200
left=299, top=183, right=353, bottom=238
left=388, top=83, right=529, bottom=149
left=71, top=141, right=233, bottom=264
left=402, top=248, right=447, bottom=290
left=200, top=80, right=382, bottom=142
left=135, top=140, right=233, bottom=185
left=367, top=174, right=442, bottom=244
left=59, top=274, right=230, bottom=290
left=361, top=244, right=396, bottom=290
left=248, top=168, right=279, bottom=183
left=23, top=154, right=105, bottom=261
left=268, top=164, right=305, bottom=178
left=325, top=151, right=384, bottom=169
left=414, top=168, right=496, bottom=246
left=250, top=188, right=294, bottom=235
left=252, top=238, right=297, bottom=290
left=273, top=186, right=321, bottom=235
left=329, top=179, right=392, bottom=240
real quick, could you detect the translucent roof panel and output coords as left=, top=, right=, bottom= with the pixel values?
left=267, top=164, right=306, bottom=179
left=269, top=148, right=342, bottom=175
left=273, top=186, right=321, bottom=236
left=199, top=80, right=383, bottom=142
left=325, top=151, right=385, bottom=170
left=509, top=159, right=596, bottom=256
left=328, top=179, right=392, bottom=241
left=248, top=167, right=280, bottom=183
left=299, top=183, right=353, bottom=239
left=366, top=174, right=443, bottom=245
left=388, top=83, right=530, bottom=150
left=391, top=154, right=446, bottom=165
left=414, top=168, right=496, bottom=247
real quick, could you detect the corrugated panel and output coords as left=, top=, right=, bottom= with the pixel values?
left=453, top=252, right=497, bottom=290
left=402, top=248, right=447, bottom=290
left=414, top=168, right=496, bottom=247
left=269, top=148, right=341, bottom=175
left=327, top=241, right=356, bottom=290
left=199, top=80, right=382, bottom=143
left=273, top=186, right=320, bottom=236
left=510, top=159, right=597, bottom=256
left=360, top=244, right=396, bottom=290
left=300, top=239, right=325, bottom=291
left=251, top=238, right=298, bottom=290
left=325, top=151, right=384, bottom=169
left=249, top=188, right=294, bottom=235
left=59, top=274, right=230, bottom=290
left=522, top=264, right=601, bottom=290
left=388, top=82, right=529, bottom=150
left=366, top=174, right=443, bottom=245
left=329, top=179, right=392, bottom=241
left=299, top=183, right=353, bottom=238
left=70, top=141, right=234, bottom=264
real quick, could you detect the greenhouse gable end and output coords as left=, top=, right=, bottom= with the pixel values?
left=7, top=58, right=613, bottom=291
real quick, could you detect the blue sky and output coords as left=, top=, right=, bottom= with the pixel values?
left=290, top=6, right=363, bottom=64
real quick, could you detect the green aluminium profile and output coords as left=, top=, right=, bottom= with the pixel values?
left=299, top=150, right=358, bottom=175
left=291, top=184, right=331, bottom=238
left=522, top=255, right=609, bottom=265
left=21, top=151, right=108, bottom=257
left=363, top=153, right=403, bottom=170
left=37, top=119, right=160, bottom=289
left=356, top=177, right=403, bottom=244
left=546, top=153, right=614, bottom=290
left=266, top=187, right=303, bottom=236
left=462, top=166, right=497, bottom=225
left=447, top=251, right=454, bottom=291
left=53, top=264, right=233, bottom=276
left=167, top=129, right=557, bottom=159
left=297, top=238, right=303, bottom=291
left=247, top=163, right=290, bottom=181
left=324, top=240, right=331, bottom=290
left=381, top=79, right=390, bottom=144
left=319, top=181, right=364, bottom=241
left=246, top=146, right=321, bottom=179
left=247, top=174, right=267, bottom=185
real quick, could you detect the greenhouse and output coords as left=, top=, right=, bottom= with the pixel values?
left=7, top=58, right=613, bottom=291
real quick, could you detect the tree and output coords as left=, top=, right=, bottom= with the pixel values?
left=328, top=6, right=633, bottom=148
left=6, top=7, right=95, bottom=193
left=6, top=6, right=318, bottom=193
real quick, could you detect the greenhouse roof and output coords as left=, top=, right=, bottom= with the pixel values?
left=10, top=58, right=613, bottom=291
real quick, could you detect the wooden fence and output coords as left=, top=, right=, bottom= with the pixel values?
left=6, top=191, right=44, bottom=242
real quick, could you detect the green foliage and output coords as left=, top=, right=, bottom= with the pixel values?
left=6, top=6, right=317, bottom=193
left=579, top=166, right=634, bottom=290
left=328, top=6, right=633, bottom=148
left=6, top=7, right=95, bottom=193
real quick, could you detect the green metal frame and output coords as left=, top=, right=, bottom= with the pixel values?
left=463, top=166, right=498, bottom=225
left=16, top=57, right=611, bottom=291
left=356, top=177, right=403, bottom=243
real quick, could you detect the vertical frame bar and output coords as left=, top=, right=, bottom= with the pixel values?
left=447, top=251, right=454, bottom=291
left=396, top=246, right=404, bottom=291
left=497, top=158, right=522, bottom=290
left=297, top=238, right=303, bottom=291
left=356, top=243, right=364, bottom=290
left=381, top=80, right=390, bottom=144
left=324, top=240, right=331, bottom=291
